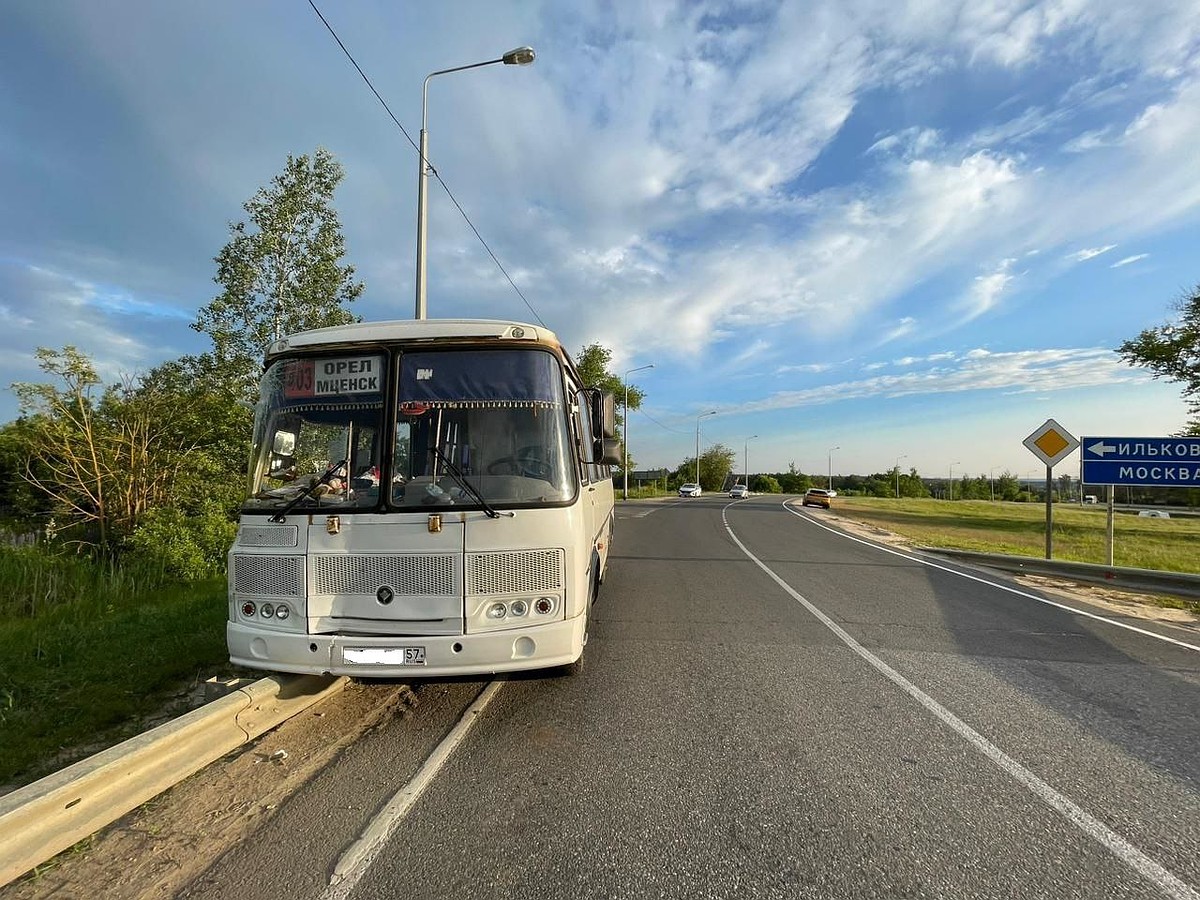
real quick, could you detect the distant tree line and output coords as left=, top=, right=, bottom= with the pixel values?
left=631, top=460, right=1198, bottom=506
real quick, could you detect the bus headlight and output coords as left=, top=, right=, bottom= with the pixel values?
left=276, top=604, right=290, bottom=620
left=509, top=600, right=529, bottom=617
left=241, top=601, right=257, bottom=617
left=486, top=603, right=507, bottom=619
left=260, top=603, right=275, bottom=618
left=534, top=596, right=556, bottom=615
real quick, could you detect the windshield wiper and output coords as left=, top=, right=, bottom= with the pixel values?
left=268, top=458, right=348, bottom=523
left=429, top=447, right=505, bottom=518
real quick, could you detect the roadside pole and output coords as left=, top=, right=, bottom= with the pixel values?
left=1044, top=465, right=1053, bottom=559
left=1106, top=484, right=1114, bottom=566
left=1022, top=419, right=1079, bottom=562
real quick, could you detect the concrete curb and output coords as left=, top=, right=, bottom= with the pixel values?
left=0, top=673, right=348, bottom=888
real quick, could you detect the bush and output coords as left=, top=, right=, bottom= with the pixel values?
left=752, top=474, right=782, bottom=493
left=125, top=504, right=237, bottom=580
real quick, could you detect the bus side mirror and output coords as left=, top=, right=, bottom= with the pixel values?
left=269, top=430, right=297, bottom=476
left=589, top=390, right=617, bottom=439
left=596, top=438, right=622, bottom=466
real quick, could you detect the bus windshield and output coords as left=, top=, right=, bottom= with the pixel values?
left=391, top=349, right=575, bottom=507
left=244, top=353, right=387, bottom=512
left=243, top=347, right=576, bottom=513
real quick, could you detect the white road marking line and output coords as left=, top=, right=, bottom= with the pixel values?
left=780, top=502, right=1200, bottom=654
left=723, top=508, right=1200, bottom=900
left=321, top=681, right=504, bottom=900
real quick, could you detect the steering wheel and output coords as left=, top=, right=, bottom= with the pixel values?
left=487, top=448, right=552, bottom=480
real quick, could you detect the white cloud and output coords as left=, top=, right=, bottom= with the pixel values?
left=6, top=0, right=1200, bottom=427
left=962, top=258, right=1017, bottom=319
left=739, top=347, right=1141, bottom=414
left=1110, top=253, right=1149, bottom=267
left=876, top=316, right=918, bottom=345
left=867, top=127, right=941, bottom=158
left=1063, top=127, right=1117, bottom=153
left=776, top=363, right=832, bottom=375
left=1065, top=245, right=1117, bottom=262
left=892, top=351, right=962, bottom=367
left=969, top=106, right=1063, bottom=150
left=0, top=262, right=181, bottom=399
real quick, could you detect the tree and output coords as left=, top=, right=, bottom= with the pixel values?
left=777, top=462, right=812, bottom=494
left=12, top=348, right=203, bottom=554
left=752, top=474, right=782, bottom=493
left=994, top=470, right=1020, bottom=501
left=194, top=148, right=364, bottom=400
left=0, top=417, right=51, bottom=527
left=1057, top=473, right=1075, bottom=502
left=1118, top=283, right=1200, bottom=434
left=575, top=344, right=645, bottom=419
left=675, top=443, right=735, bottom=491
left=137, top=355, right=251, bottom=515
left=575, top=343, right=648, bottom=476
left=887, top=467, right=930, bottom=498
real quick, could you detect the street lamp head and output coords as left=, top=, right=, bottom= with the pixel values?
left=503, top=46, right=536, bottom=65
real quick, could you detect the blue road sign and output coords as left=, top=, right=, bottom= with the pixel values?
left=1081, top=436, right=1200, bottom=487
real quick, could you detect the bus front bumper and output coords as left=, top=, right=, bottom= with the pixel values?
left=227, top=615, right=585, bottom=678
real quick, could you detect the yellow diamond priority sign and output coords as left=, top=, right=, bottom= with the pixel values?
left=1023, top=418, right=1079, bottom=468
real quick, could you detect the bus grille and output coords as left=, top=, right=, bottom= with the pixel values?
left=233, top=555, right=304, bottom=597
left=312, top=554, right=457, bottom=596
left=466, top=549, right=564, bottom=596
left=237, top=525, right=299, bottom=548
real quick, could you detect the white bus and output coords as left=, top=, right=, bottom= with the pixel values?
left=227, top=319, right=619, bottom=678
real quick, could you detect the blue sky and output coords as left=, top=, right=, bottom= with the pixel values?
left=2, top=0, right=1199, bottom=481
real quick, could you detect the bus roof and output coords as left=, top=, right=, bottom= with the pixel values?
left=267, top=319, right=561, bottom=357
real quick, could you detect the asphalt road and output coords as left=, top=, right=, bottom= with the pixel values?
left=183, top=495, right=1200, bottom=900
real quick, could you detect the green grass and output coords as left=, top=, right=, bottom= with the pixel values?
left=623, top=484, right=674, bottom=499
left=830, top=498, right=1200, bottom=575
left=0, top=546, right=233, bottom=788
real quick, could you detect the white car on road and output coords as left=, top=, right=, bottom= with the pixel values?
left=678, top=483, right=702, bottom=497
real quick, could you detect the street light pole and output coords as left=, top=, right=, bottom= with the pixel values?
left=744, top=435, right=758, bottom=488
left=415, top=46, right=535, bottom=320
left=828, top=446, right=840, bottom=492
left=895, top=455, right=907, bottom=499
left=989, top=466, right=997, bottom=502
left=622, top=363, right=654, bottom=501
left=949, top=461, right=961, bottom=500
left=696, top=410, right=717, bottom=487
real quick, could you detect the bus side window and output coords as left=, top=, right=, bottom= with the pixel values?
left=574, top=389, right=598, bottom=485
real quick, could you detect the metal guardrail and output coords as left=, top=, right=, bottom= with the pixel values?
left=0, top=674, right=348, bottom=888
left=914, top=548, right=1200, bottom=600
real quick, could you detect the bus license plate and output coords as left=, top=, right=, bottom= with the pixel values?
left=344, top=646, right=427, bottom=666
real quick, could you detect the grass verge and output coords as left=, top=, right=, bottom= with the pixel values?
left=0, top=546, right=235, bottom=789
left=828, top=498, right=1200, bottom=571
left=826, top=498, right=1200, bottom=613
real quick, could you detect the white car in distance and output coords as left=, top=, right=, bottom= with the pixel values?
left=678, top=483, right=702, bottom=497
